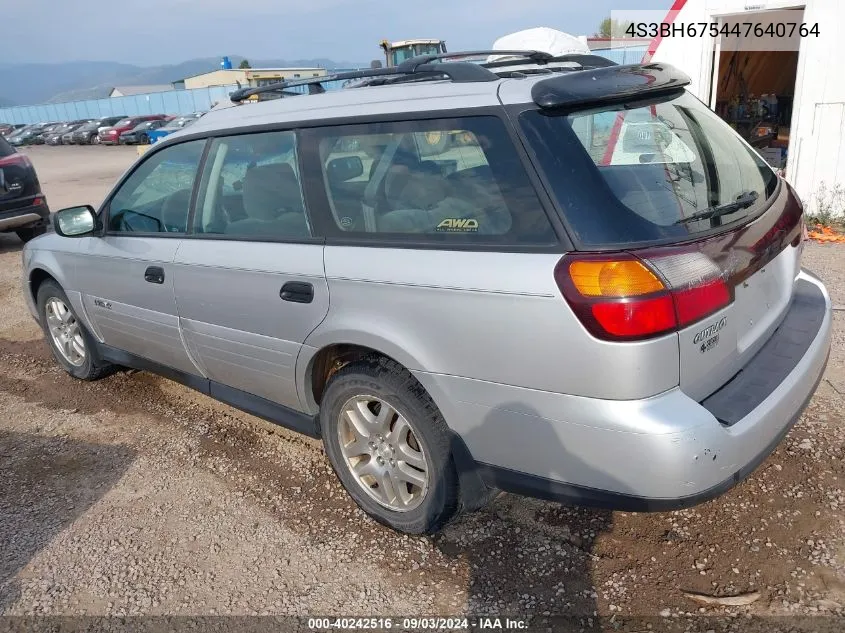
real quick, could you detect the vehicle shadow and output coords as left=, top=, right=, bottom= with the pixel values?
left=0, top=430, right=135, bottom=611
left=0, top=233, right=24, bottom=254
left=433, top=401, right=633, bottom=630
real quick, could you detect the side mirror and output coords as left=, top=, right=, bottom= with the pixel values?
left=54, top=205, right=97, bottom=237
left=326, top=155, right=364, bottom=184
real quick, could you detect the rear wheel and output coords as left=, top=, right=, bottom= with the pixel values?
left=16, top=226, right=46, bottom=242
left=320, top=357, right=460, bottom=534
left=36, top=280, right=113, bottom=381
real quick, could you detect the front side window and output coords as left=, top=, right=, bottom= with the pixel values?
left=193, top=130, right=309, bottom=239
left=307, top=116, right=557, bottom=245
left=107, top=140, right=205, bottom=234
left=520, top=91, right=778, bottom=248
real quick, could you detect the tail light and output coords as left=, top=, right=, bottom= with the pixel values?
left=0, top=153, right=31, bottom=169
left=555, top=250, right=733, bottom=341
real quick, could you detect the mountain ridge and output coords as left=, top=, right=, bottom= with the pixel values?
left=0, top=55, right=367, bottom=107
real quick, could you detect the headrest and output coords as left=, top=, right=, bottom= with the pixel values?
left=242, top=162, right=303, bottom=221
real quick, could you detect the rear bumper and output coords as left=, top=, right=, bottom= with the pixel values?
left=0, top=202, right=51, bottom=231
left=416, top=270, right=832, bottom=510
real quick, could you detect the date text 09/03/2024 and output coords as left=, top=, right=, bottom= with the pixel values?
left=308, top=617, right=529, bottom=630
left=625, top=21, right=820, bottom=39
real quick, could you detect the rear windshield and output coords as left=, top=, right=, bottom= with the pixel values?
left=0, top=136, right=14, bottom=158
left=519, top=91, right=778, bottom=248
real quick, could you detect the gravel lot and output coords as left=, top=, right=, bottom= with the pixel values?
left=1, top=146, right=844, bottom=631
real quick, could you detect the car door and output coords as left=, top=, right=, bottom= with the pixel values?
left=75, top=138, right=207, bottom=375
left=172, top=129, right=329, bottom=410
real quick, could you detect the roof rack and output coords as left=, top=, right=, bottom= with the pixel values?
left=484, top=53, right=618, bottom=71
left=353, top=52, right=620, bottom=87
left=229, top=58, right=501, bottom=103
left=228, top=50, right=620, bottom=103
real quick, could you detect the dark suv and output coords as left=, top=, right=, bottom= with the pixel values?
left=71, top=117, right=126, bottom=145
left=0, top=135, right=50, bottom=242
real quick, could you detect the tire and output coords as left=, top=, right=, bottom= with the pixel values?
left=16, top=226, right=46, bottom=243
left=36, top=280, right=113, bottom=381
left=320, top=357, right=460, bottom=534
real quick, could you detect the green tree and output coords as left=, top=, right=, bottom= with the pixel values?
left=597, top=18, right=633, bottom=38
left=239, top=59, right=252, bottom=69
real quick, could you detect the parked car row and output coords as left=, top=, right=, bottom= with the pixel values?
left=1, top=112, right=206, bottom=147
left=0, top=123, right=26, bottom=137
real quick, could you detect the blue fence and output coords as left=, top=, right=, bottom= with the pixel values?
left=0, top=84, right=242, bottom=125
left=1, top=56, right=647, bottom=125
left=591, top=46, right=648, bottom=65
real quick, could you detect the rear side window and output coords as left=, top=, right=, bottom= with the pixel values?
left=519, top=91, right=778, bottom=248
left=304, top=116, right=557, bottom=245
left=0, top=136, right=14, bottom=158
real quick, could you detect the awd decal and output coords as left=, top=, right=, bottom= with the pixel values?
left=699, top=334, right=720, bottom=354
left=436, top=218, right=478, bottom=232
left=93, top=298, right=112, bottom=310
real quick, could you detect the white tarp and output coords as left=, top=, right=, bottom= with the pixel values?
left=489, top=28, right=591, bottom=61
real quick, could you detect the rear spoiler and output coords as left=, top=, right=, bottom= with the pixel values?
left=531, top=62, right=691, bottom=111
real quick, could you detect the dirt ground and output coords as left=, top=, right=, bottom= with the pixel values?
left=1, top=145, right=844, bottom=631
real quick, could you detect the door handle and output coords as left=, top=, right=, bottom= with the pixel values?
left=280, top=281, right=314, bottom=304
left=144, top=266, right=165, bottom=284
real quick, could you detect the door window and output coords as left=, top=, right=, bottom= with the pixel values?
left=193, top=130, right=310, bottom=239
left=107, top=140, right=205, bottom=234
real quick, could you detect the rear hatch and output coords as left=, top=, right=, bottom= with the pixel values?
left=516, top=66, right=804, bottom=403
left=0, top=136, right=41, bottom=209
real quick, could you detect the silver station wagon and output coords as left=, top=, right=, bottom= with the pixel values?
left=22, top=51, right=832, bottom=534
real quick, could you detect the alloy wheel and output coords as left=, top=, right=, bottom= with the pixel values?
left=337, top=396, right=430, bottom=512
left=45, top=298, right=86, bottom=367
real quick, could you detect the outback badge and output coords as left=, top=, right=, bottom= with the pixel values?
left=693, top=316, right=727, bottom=353
left=693, top=316, right=727, bottom=344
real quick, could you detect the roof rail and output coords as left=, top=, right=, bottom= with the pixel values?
left=483, top=53, right=618, bottom=71
left=348, top=51, right=619, bottom=88
left=402, top=49, right=618, bottom=70
left=228, top=50, right=621, bottom=103
left=229, top=59, right=499, bottom=103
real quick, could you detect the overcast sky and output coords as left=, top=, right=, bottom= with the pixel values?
left=5, top=0, right=670, bottom=66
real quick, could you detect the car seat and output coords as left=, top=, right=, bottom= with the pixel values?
left=226, top=162, right=309, bottom=237
left=160, top=189, right=191, bottom=232
left=380, top=166, right=511, bottom=235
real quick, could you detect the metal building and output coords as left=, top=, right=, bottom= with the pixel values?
left=648, top=0, right=844, bottom=217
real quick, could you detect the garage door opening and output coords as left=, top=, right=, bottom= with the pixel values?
left=712, top=8, right=803, bottom=176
